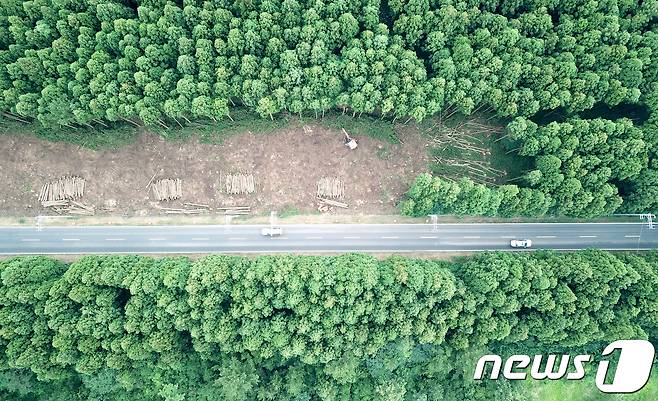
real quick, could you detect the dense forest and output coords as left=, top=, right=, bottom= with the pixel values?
left=1, top=0, right=658, bottom=214
left=0, top=251, right=657, bottom=400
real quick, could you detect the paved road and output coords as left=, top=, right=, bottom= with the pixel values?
left=0, top=223, right=656, bottom=255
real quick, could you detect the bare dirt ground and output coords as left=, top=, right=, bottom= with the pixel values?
left=0, top=124, right=431, bottom=218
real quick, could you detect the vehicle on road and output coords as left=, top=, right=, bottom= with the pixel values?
left=261, top=227, right=283, bottom=236
left=510, top=239, right=532, bottom=248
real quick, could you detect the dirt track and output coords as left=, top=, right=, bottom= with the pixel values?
left=0, top=124, right=431, bottom=217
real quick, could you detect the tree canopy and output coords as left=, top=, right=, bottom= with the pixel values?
left=1, top=251, right=657, bottom=400
left=1, top=0, right=658, bottom=126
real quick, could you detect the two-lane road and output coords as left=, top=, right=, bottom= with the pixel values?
left=0, top=223, right=657, bottom=254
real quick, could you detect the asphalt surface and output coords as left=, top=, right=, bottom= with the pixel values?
left=0, top=223, right=657, bottom=255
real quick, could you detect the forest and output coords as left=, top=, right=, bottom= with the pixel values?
left=0, top=250, right=657, bottom=400
left=1, top=0, right=658, bottom=215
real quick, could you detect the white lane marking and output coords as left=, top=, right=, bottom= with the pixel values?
left=381, top=236, right=399, bottom=239
left=105, top=238, right=125, bottom=241
left=501, top=236, right=516, bottom=239
left=579, top=235, right=597, bottom=238
left=21, top=238, right=40, bottom=242
left=625, top=235, right=640, bottom=238
left=305, top=236, right=323, bottom=240
left=463, top=236, right=480, bottom=239
left=270, top=237, right=289, bottom=240
left=62, top=238, right=80, bottom=241
left=192, top=238, right=210, bottom=241
left=228, top=237, right=246, bottom=240
left=344, top=236, right=360, bottom=239
left=420, top=236, right=438, bottom=239
left=149, top=238, right=166, bottom=241
left=536, top=235, right=556, bottom=238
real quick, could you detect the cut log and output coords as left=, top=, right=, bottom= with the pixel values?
left=183, top=202, right=210, bottom=208
left=317, top=197, right=348, bottom=208
left=145, top=171, right=157, bottom=190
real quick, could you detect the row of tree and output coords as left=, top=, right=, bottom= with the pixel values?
left=1, top=251, right=657, bottom=400
left=404, top=113, right=658, bottom=217
left=401, top=173, right=552, bottom=217
left=1, top=0, right=658, bottom=125
left=508, top=117, right=650, bottom=217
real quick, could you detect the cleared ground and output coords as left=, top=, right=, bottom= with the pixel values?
left=0, top=123, right=430, bottom=217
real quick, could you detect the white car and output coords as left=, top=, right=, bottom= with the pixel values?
left=510, top=239, right=532, bottom=248
left=261, top=227, right=283, bottom=236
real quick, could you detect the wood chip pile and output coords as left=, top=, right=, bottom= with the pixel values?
left=38, top=176, right=85, bottom=203
left=152, top=178, right=182, bottom=201
left=316, top=177, right=344, bottom=199
left=225, top=174, right=255, bottom=194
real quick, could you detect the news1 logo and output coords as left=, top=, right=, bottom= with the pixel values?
left=474, top=340, right=655, bottom=393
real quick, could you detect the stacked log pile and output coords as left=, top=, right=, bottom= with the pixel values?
left=316, top=177, right=344, bottom=199
left=152, top=178, right=182, bottom=201
left=225, top=174, right=255, bottom=194
left=38, top=176, right=85, bottom=203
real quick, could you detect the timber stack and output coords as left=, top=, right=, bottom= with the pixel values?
left=225, top=174, right=255, bottom=194
left=316, top=177, right=344, bottom=199
left=38, top=176, right=85, bottom=203
left=152, top=178, right=182, bottom=201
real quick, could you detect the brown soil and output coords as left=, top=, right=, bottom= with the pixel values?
left=0, top=124, right=431, bottom=218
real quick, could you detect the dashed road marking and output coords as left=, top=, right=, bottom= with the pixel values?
left=305, top=236, right=323, bottom=240
left=501, top=236, right=516, bottom=239
left=62, top=238, right=80, bottom=241
left=420, top=236, right=438, bottom=239
left=579, top=235, right=597, bottom=238
left=381, top=236, right=399, bottom=239
left=463, top=236, right=480, bottom=239
left=228, top=237, right=246, bottom=240
left=21, top=238, right=40, bottom=242
left=105, top=238, right=125, bottom=241
left=625, top=235, right=641, bottom=238
left=344, top=236, right=360, bottom=239
left=149, top=238, right=165, bottom=241
left=191, top=238, right=210, bottom=241
left=536, top=235, right=556, bottom=238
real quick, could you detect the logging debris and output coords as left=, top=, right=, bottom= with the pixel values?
left=144, top=171, right=158, bottom=190
left=217, top=206, right=251, bottom=215
left=317, top=197, right=348, bottom=209
left=159, top=202, right=210, bottom=214
left=41, top=199, right=95, bottom=215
